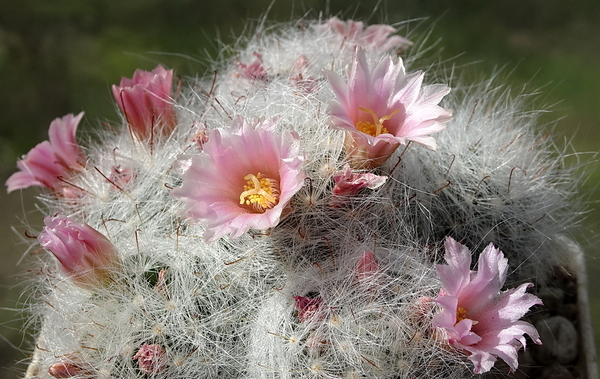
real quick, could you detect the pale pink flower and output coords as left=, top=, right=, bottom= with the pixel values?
left=318, top=17, right=412, bottom=51
left=133, top=343, right=168, bottom=375
left=38, top=215, right=119, bottom=287
left=112, top=65, right=177, bottom=140
left=235, top=52, right=268, bottom=80
left=433, top=237, right=542, bottom=374
left=325, top=49, right=452, bottom=168
left=171, top=118, right=305, bottom=242
left=6, top=113, right=85, bottom=194
left=333, top=164, right=387, bottom=196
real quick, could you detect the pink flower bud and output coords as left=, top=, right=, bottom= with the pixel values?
left=6, top=113, right=85, bottom=194
left=112, top=65, right=177, bottom=140
left=191, top=121, right=209, bottom=151
left=109, top=165, right=134, bottom=189
left=289, top=55, right=318, bottom=93
left=294, top=296, right=325, bottom=325
left=133, top=343, right=168, bottom=375
left=355, top=251, right=380, bottom=283
left=235, top=52, right=267, bottom=80
left=333, top=164, right=387, bottom=196
left=48, top=355, right=89, bottom=378
left=38, top=215, right=118, bottom=287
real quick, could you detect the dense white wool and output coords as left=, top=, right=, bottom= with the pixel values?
left=382, top=78, right=581, bottom=284
left=20, top=18, right=581, bottom=378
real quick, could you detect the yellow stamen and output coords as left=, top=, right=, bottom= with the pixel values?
left=239, top=173, right=280, bottom=212
left=356, top=107, right=399, bottom=137
left=455, top=307, right=468, bottom=324
left=455, top=306, right=478, bottom=325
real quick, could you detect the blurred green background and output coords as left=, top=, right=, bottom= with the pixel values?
left=0, top=1, right=598, bottom=378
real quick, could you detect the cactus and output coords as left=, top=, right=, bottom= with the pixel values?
left=8, top=17, right=583, bottom=378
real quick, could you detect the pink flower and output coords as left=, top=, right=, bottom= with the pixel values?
left=333, top=164, right=387, bottom=196
left=235, top=52, right=267, bottom=80
left=318, top=17, right=412, bottom=51
left=171, top=118, right=305, bottom=242
left=325, top=48, right=452, bottom=168
left=112, top=65, right=177, bottom=140
left=38, top=215, right=119, bottom=287
left=6, top=113, right=85, bottom=194
left=133, top=343, right=168, bottom=375
left=433, top=237, right=542, bottom=374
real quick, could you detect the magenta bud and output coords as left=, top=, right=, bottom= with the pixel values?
left=133, top=343, right=168, bottom=375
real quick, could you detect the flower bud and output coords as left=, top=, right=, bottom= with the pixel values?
left=112, top=65, right=177, bottom=140
left=133, top=343, right=168, bottom=375
left=38, top=215, right=118, bottom=287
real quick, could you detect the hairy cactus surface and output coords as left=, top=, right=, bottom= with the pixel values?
left=7, top=17, right=584, bottom=379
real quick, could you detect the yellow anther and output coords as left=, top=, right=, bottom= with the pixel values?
left=356, top=107, right=399, bottom=137
left=455, top=306, right=478, bottom=325
left=455, top=307, right=468, bottom=324
left=239, top=173, right=280, bottom=212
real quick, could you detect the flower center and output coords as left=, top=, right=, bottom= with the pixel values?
left=355, top=107, right=398, bottom=137
left=455, top=306, right=478, bottom=326
left=239, top=173, right=280, bottom=212
left=455, top=306, right=468, bottom=324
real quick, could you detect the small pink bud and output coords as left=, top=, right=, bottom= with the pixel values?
left=48, top=356, right=88, bottom=378
left=112, top=65, right=177, bottom=140
left=235, top=52, right=267, bottom=80
left=289, top=73, right=318, bottom=93
left=289, top=55, right=318, bottom=93
left=355, top=251, right=379, bottom=284
left=191, top=121, right=209, bottom=150
left=154, top=268, right=168, bottom=294
left=110, top=165, right=133, bottom=188
left=38, top=215, right=119, bottom=287
left=410, top=296, right=434, bottom=324
left=333, top=164, right=387, bottom=196
left=294, top=296, right=325, bottom=325
left=305, top=332, right=328, bottom=354
left=133, top=343, right=168, bottom=375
